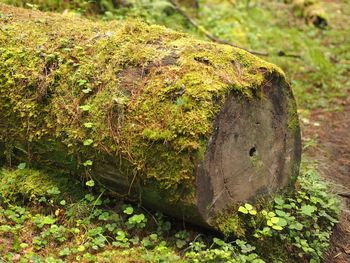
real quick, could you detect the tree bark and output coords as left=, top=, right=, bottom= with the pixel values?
left=0, top=4, right=301, bottom=231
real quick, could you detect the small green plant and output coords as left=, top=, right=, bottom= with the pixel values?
left=113, top=230, right=130, bottom=248
left=127, top=213, right=147, bottom=229
left=238, top=203, right=257, bottom=215
left=123, top=206, right=134, bottom=215
left=17, top=162, right=26, bottom=170
left=83, top=139, right=94, bottom=146
left=86, top=180, right=95, bottom=187
left=175, top=230, right=189, bottom=248
left=79, top=105, right=91, bottom=112
left=83, top=160, right=93, bottom=166
left=83, top=122, right=94, bottom=128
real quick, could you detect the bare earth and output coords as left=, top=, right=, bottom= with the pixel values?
left=303, top=95, right=350, bottom=263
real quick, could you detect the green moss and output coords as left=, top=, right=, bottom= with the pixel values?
left=0, top=168, right=83, bottom=203
left=0, top=4, right=292, bottom=205
left=287, top=96, right=300, bottom=132
left=213, top=211, right=246, bottom=238
left=211, top=199, right=271, bottom=238
left=142, top=128, right=173, bottom=141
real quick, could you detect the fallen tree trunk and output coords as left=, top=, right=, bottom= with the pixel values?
left=0, top=4, right=301, bottom=231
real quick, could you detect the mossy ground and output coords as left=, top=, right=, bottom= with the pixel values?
left=0, top=160, right=340, bottom=262
left=0, top=168, right=83, bottom=203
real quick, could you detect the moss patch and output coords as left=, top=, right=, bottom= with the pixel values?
left=0, top=168, right=83, bottom=203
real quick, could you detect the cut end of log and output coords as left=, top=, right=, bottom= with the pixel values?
left=196, top=76, right=301, bottom=225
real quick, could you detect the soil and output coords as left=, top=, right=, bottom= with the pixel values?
left=302, top=95, right=350, bottom=263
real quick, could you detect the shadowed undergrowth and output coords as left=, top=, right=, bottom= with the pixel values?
left=0, top=160, right=340, bottom=262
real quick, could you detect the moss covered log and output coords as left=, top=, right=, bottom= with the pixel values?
left=0, top=4, right=301, bottom=231
left=291, top=0, right=328, bottom=28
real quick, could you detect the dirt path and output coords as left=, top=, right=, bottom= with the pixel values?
left=303, top=97, right=350, bottom=262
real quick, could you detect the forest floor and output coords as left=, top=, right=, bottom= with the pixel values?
left=303, top=92, right=350, bottom=263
